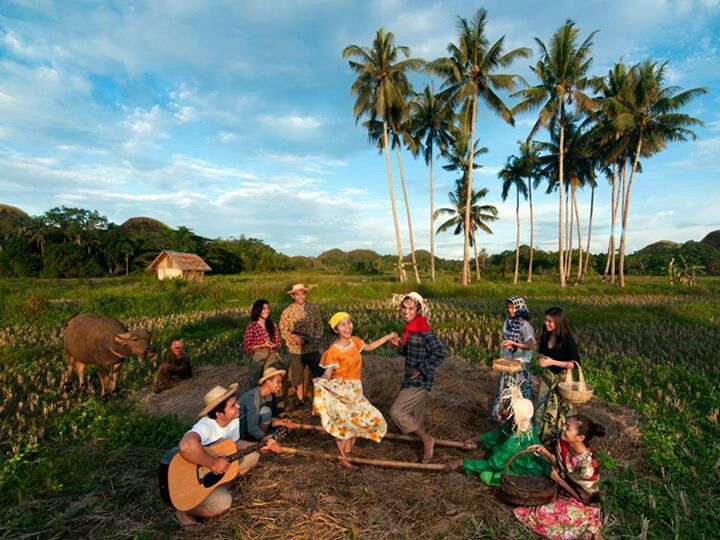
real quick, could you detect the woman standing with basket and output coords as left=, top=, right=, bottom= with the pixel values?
left=534, top=307, right=581, bottom=444
left=243, top=299, right=285, bottom=413
left=490, top=296, right=535, bottom=422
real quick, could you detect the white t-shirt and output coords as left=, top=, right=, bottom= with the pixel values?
left=190, top=416, right=240, bottom=446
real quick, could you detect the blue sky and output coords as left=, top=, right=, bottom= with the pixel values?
left=0, top=0, right=718, bottom=258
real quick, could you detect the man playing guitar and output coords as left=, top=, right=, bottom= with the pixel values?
left=173, top=382, right=280, bottom=529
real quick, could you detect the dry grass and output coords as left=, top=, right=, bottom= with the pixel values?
left=140, top=355, right=641, bottom=538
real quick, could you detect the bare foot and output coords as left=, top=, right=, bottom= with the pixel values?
left=174, top=510, right=202, bottom=529
left=421, top=437, right=435, bottom=464
left=338, top=454, right=357, bottom=469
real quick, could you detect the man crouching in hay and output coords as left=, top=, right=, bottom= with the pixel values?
left=388, top=292, right=448, bottom=463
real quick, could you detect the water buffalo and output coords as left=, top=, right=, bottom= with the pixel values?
left=62, top=314, right=153, bottom=397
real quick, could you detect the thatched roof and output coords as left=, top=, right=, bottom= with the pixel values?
left=146, top=250, right=211, bottom=271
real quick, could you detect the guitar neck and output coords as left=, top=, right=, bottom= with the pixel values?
left=225, top=442, right=262, bottom=463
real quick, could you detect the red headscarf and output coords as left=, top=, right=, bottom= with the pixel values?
left=402, top=314, right=432, bottom=345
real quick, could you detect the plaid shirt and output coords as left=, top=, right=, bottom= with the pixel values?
left=243, top=321, right=281, bottom=354
left=399, top=331, right=447, bottom=391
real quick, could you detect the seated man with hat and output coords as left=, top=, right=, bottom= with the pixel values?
left=174, top=383, right=279, bottom=529
left=238, top=366, right=286, bottom=442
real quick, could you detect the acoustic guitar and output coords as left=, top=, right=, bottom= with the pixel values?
left=158, top=427, right=288, bottom=511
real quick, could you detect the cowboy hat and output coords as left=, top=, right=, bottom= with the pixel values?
left=198, top=383, right=239, bottom=417
left=287, top=283, right=316, bottom=295
left=258, top=366, right=286, bottom=385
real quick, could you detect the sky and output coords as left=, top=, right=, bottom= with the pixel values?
left=0, top=0, right=718, bottom=258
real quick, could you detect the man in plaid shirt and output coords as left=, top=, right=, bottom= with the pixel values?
left=389, top=293, right=447, bottom=464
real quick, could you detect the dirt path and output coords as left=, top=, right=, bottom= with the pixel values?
left=141, top=355, right=641, bottom=538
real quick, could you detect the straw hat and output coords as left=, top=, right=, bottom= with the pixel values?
left=391, top=291, right=432, bottom=320
left=198, top=383, right=238, bottom=417
left=287, top=283, right=315, bottom=295
left=258, top=366, right=286, bottom=385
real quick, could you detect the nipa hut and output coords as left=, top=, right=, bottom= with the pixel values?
left=146, top=250, right=211, bottom=282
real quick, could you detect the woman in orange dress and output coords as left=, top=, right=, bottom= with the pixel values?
left=312, top=311, right=396, bottom=466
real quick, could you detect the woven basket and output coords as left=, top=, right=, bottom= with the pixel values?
left=492, top=358, right=523, bottom=374
left=500, top=449, right=557, bottom=506
left=558, top=361, right=593, bottom=404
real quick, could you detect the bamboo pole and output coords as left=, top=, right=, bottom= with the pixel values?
left=280, top=446, right=447, bottom=471
left=273, top=419, right=477, bottom=450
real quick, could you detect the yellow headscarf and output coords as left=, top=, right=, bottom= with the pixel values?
left=329, top=311, right=351, bottom=330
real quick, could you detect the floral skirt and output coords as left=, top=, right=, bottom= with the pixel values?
left=534, top=370, right=574, bottom=444
left=514, top=495, right=601, bottom=539
left=490, top=365, right=534, bottom=422
left=312, top=378, right=387, bottom=442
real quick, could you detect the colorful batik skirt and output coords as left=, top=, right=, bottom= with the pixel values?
left=312, top=378, right=387, bottom=442
left=514, top=495, right=601, bottom=539
left=534, top=370, right=575, bottom=444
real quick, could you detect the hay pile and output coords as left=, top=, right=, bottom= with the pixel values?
left=140, top=356, right=641, bottom=538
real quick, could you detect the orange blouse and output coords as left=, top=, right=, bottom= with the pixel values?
left=320, top=336, right=364, bottom=380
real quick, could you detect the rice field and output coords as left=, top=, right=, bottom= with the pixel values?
left=1, top=273, right=719, bottom=538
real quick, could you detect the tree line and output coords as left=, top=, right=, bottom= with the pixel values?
left=343, top=9, right=707, bottom=287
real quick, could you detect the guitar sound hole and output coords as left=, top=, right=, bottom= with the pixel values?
left=202, top=471, right=223, bottom=488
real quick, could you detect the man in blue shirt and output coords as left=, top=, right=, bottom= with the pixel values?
left=239, top=366, right=285, bottom=442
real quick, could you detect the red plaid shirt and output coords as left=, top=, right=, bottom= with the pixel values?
left=243, top=321, right=281, bottom=354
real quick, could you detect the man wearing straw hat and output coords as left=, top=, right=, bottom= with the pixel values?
left=279, top=283, right=324, bottom=407
left=238, top=366, right=286, bottom=442
left=173, top=383, right=275, bottom=529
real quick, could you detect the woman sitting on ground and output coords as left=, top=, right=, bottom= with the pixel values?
left=535, top=306, right=580, bottom=444
left=444, top=383, right=547, bottom=485
left=312, top=312, right=395, bottom=467
left=515, top=415, right=606, bottom=539
left=490, top=295, right=535, bottom=422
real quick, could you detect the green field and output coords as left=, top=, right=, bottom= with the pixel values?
left=1, top=273, right=719, bottom=538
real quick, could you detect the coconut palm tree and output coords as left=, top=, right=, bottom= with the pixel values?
left=512, top=20, right=597, bottom=287
left=610, top=60, right=707, bottom=287
left=343, top=29, right=424, bottom=282
left=499, top=153, right=528, bottom=284
left=411, top=84, right=454, bottom=283
left=428, top=8, right=530, bottom=285
left=364, top=114, right=422, bottom=283
left=536, top=114, right=597, bottom=283
left=434, top=179, right=498, bottom=281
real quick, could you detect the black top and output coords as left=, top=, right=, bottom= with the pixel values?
left=539, top=334, right=580, bottom=374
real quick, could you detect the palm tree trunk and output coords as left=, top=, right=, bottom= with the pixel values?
left=572, top=183, right=583, bottom=283
left=395, top=144, right=421, bottom=284
left=125, top=253, right=129, bottom=276
left=382, top=120, right=406, bottom=282
left=564, top=188, right=571, bottom=279
left=429, top=154, right=436, bottom=283
left=527, top=175, right=534, bottom=283
left=514, top=187, right=520, bottom=285
left=583, top=182, right=595, bottom=280
left=612, top=161, right=626, bottom=284
left=558, top=102, right=567, bottom=287
left=619, top=136, right=643, bottom=288
left=473, top=234, right=481, bottom=280
left=463, top=93, right=479, bottom=286
left=566, top=187, right=574, bottom=280
left=603, top=162, right=617, bottom=278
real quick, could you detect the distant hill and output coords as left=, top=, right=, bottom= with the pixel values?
left=701, top=230, right=720, bottom=249
left=120, top=216, right=171, bottom=235
left=0, top=204, right=29, bottom=237
left=635, top=240, right=682, bottom=255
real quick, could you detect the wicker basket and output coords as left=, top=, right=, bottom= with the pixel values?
left=558, top=361, right=594, bottom=404
left=492, top=358, right=523, bottom=374
left=500, top=448, right=557, bottom=506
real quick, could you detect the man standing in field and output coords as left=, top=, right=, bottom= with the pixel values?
left=279, top=283, right=323, bottom=407
left=153, top=339, right=192, bottom=393
left=389, top=292, right=448, bottom=463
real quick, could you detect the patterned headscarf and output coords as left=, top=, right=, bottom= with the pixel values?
left=505, top=295, right=529, bottom=343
